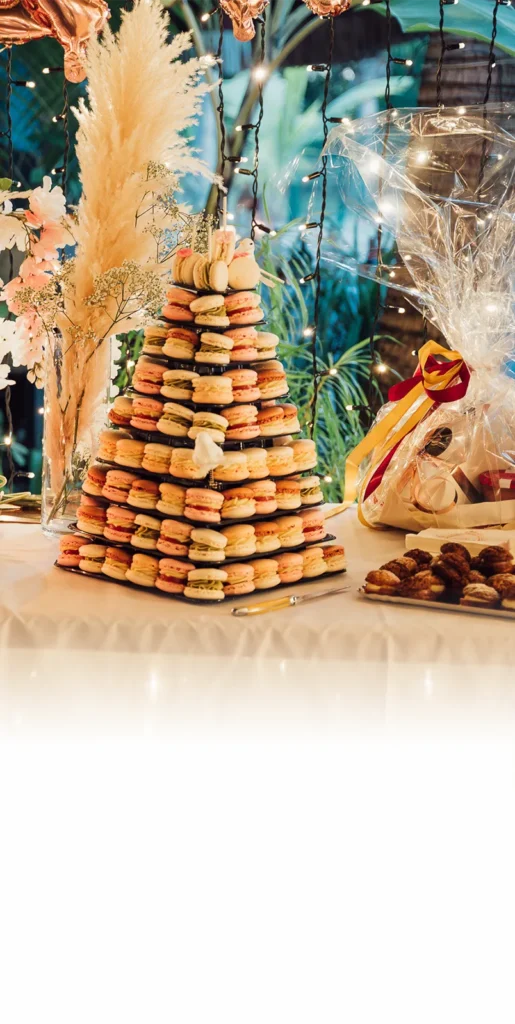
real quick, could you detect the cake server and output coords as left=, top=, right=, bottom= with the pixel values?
left=232, top=585, right=350, bottom=617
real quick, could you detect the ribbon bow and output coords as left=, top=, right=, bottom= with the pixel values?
left=344, top=340, right=471, bottom=524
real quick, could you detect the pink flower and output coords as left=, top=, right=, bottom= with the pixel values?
left=31, top=221, right=71, bottom=259
left=2, top=276, right=24, bottom=314
left=29, top=176, right=66, bottom=226
left=18, top=256, right=53, bottom=289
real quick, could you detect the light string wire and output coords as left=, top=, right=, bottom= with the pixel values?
left=250, top=11, right=266, bottom=240
left=479, top=0, right=502, bottom=194
left=436, top=0, right=445, bottom=107
left=216, top=6, right=227, bottom=220
left=2, top=49, right=15, bottom=488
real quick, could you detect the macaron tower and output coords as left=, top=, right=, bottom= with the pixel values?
left=55, top=226, right=345, bottom=601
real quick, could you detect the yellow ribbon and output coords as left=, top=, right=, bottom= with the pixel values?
left=345, top=341, right=465, bottom=527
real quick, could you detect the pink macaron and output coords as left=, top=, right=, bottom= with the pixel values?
left=225, top=291, right=263, bottom=325
left=57, top=534, right=84, bottom=567
left=104, top=506, right=137, bottom=543
left=77, top=494, right=107, bottom=535
left=300, top=507, right=326, bottom=543
left=133, top=358, right=166, bottom=395
left=155, top=557, right=194, bottom=594
left=157, top=519, right=193, bottom=558
left=224, top=327, right=259, bottom=362
left=102, top=470, right=138, bottom=504
left=223, top=404, right=260, bottom=441
left=130, top=396, right=163, bottom=432
left=224, top=367, right=260, bottom=401
left=275, top=552, right=303, bottom=583
left=162, top=286, right=195, bottom=322
left=184, top=488, right=224, bottom=524
left=82, top=464, right=108, bottom=498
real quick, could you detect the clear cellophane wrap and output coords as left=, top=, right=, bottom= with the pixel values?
left=323, top=105, right=515, bottom=531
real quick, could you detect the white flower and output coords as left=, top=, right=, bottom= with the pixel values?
left=29, top=176, right=66, bottom=225
left=0, top=211, right=27, bottom=252
left=0, top=364, right=15, bottom=389
left=0, top=317, right=20, bottom=363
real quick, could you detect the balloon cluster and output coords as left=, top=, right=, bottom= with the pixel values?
left=0, top=0, right=109, bottom=83
left=219, top=0, right=350, bottom=42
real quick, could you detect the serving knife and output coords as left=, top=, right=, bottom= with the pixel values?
left=232, top=584, right=350, bottom=617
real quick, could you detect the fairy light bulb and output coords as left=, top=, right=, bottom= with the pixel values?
left=303, top=327, right=314, bottom=337
left=253, top=65, right=268, bottom=83
left=3, top=435, right=12, bottom=445
left=398, top=307, right=406, bottom=314
left=329, top=368, right=338, bottom=376
left=345, top=404, right=354, bottom=412
left=38, top=407, right=44, bottom=415
left=376, top=362, right=388, bottom=374
left=323, top=475, right=333, bottom=483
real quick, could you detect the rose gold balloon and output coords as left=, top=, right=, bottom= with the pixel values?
left=219, top=0, right=270, bottom=43
left=0, top=0, right=109, bottom=82
left=304, top=0, right=351, bottom=14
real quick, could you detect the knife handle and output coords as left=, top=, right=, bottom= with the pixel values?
left=232, top=595, right=297, bottom=617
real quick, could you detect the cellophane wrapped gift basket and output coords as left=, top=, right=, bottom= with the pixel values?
left=325, top=105, right=515, bottom=532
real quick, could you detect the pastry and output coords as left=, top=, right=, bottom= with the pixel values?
left=126, top=553, right=159, bottom=587
left=192, top=375, right=233, bottom=406
left=380, top=557, right=418, bottom=580
left=247, top=479, right=277, bottom=515
left=221, top=487, right=256, bottom=520
left=225, top=291, right=263, bottom=325
left=212, top=228, right=236, bottom=266
left=487, top=573, right=515, bottom=596
left=407, top=569, right=445, bottom=595
left=468, top=570, right=487, bottom=584
left=473, top=545, right=514, bottom=577
left=114, top=438, right=145, bottom=469
left=290, top=439, right=317, bottom=472
left=195, top=332, right=233, bottom=366
left=104, top=506, right=136, bottom=543
left=460, top=583, right=499, bottom=607
left=143, top=323, right=168, bottom=355
left=277, top=516, right=304, bottom=548
left=405, top=547, right=433, bottom=567
left=184, top=488, right=224, bottom=524
left=127, top=478, right=159, bottom=510
left=248, top=558, right=281, bottom=589
left=189, top=528, right=228, bottom=562
left=157, top=519, right=192, bottom=558
left=245, top=448, right=269, bottom=480
left=82, top=464, right=108, bottom=498
left=161, top=369, right=199, bottom=401
left=254, top=520, right=281, bottom=553
left=172, top=248, right=203, bottom=287
left=163, top=327, right=199, bottom=361
left=156, top=557, right=194, bottom=594
left=364, top=569, right=400, bottom=595
left=108, top=396, right=134, bottom=428
left=220, top=523, right=256, bottom=558
left=157, top=482, right=186, bottom=517
left=300, top=475, right=323, bottom=505
left=212, top=451, right=248, bottom=483
left=142, top=443, right=172, bottom=475
left=101, top=547, right=132, bottom=581
left=190, top=294, right=230, bottom=328
left=275, top=551, right=303, bottom=583
left=257, top=362, right=288, bottom=400
left=57, top=535, right=84, bottom=568
left=223, top=367, right=260, bottom=402
left=77, top=495, right=107, bottom=536
left=257, top=406, right=284, bottom=437
left=157, top=402, right=195, bottom=438
left=209, top=259, right=229, bottom=293
left=302, top=546, right=326, bottom=578
left=278, top=404, right=300, bottom=434
left=78, top=543, right=107, bottom=573
left=322, top=545, right=346, bottom=573
left=133, top=357, right=166, bottom=395
left=130, top=514, right=162, bottom=551
left=499, top=579, right=515, bottom=610
left=192, top=255, right=211, bottom=291
left=432, top=553, right=470, bottom=588
left=254, top=331, right=278, bottom=360
left=396, top=574, right=440, bottom=599
left=223, top=404, right=259, bottom=441
left=224, top=563, right=255, bottom=597
left=224, top=327, right=258, bottom=362
left=130, top=396, right=163, bottom=432
left=188, top=411, right=228, bottom=443
left=299, top=507, right=325, bottom=542
left=266, top=446, right=296, bottom=476
left=276, top=478, right=301, bottom=511
left=98, top=429, right=126, bottom=463
left=440, top=542, right=471, bottom=565
left=184, top=567, right=228, bottom=600
left=170, top=449, right=207, bottom=481
left=162, top=285, right=195, bottom=322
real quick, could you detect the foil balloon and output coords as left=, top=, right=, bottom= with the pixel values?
left=0, top=0, right=110, bottom=83
left=219, top=0, right=270, bottom=43
left=304, top=0, right=351, bottom=13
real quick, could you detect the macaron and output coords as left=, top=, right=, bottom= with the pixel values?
left=188, top=411, right=228, bottom=444
left=183, top=488, right=223, bottom=524
left=220, top=523, right=256, bottom=558
left=300, top=507, right=326, bottom=542
left=130, top=396, right=163, bottom=432
left=114, top=438, right=145, bottom=469
left=77, top=495, right=107, bottom=536
left=172, top=248, right=202, bottom=287
left=170, top=449, right=207, bottom=481
left=257, top=406, right=284, bottom=437
left=221, top=487, right=256, bottom=520
left=82, top=464, right=108, bottom=498
left=225, top=291, right=263, bottom=325
left=184, top=567, right=228, bottom=600
left=212, top=228, right=236, bottom=266
left=245, top=448, right=269, bottom=480
left=127, top=478, right=159, bottom=510
left=189, top=528, right=228, bottom=562
left=104, top=506, right=136, bottom=543
left=224, top=368, right=260, bottom=402
left=247, top=479, right=277, bottom=515
left=190, top=294, right=230, bottom=328
left=276, top=477, right=301, bottom=510
left=227, top=253, right=260, bottom=291
left=162, top=286, right=195, bottom=322
left=266, top=446, right=295, bottom=476
left=192, top=375, right=233, bottom=406
left=278, top=404, right=300, bottom=433
left=101, top=547, right=132, bottom=580
left=126, top=553, right=160, bottom=587
left=275, top=551, right=303, bottom=583
left=133, top=357, right=166, bottom=395
left=131, top=514, right=162, bottom=550
left=277, top=515, right=304, bottom=548
left=157, top=518, right=192, bottom=557
left=156, top=557, right=194, bottom=594
left=223, top=327, right=258, bottom=362
left=192, top=255, right=212, bottom=292
left=195, top=333, right=233, bottom=366
left=291, top=439, right=317, bottom=471
left=254, top=332, right=278, bottom=360
left=302, top=545, right=326, bottom=578
left=163, top=327, right=199, bottom=361
left=254, top=520, right=280, bottom=553
left=143, top=323, right=168, bottom=355
left=98, top=429, right=125, bottom=462
left=300, top=475, right=323, bottom=505
left=78, top=543, right=107, bottom=573
left=223, top=404, right=259, bottom=441
left=248, top=558, right=280, bottom=589
left=209, top=259, right=229, bottom=293
left=257, top=362, right=288, bottom=400
left=142, top=443, right=172, bottom=475
left=212, top=451, right=248, bottom=483
left=57, top=534, right=84, bottom=567
left=323, top=545, right=346, bottom=572
left=157, top=482, right=186, bottom=517
left=108, top=396, right=134, bottom=428
left=224, top=563, right=255, bottom=597
left=161, top=369, right=199, bottom=401
left=157, top=402, right=195, bottom=437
